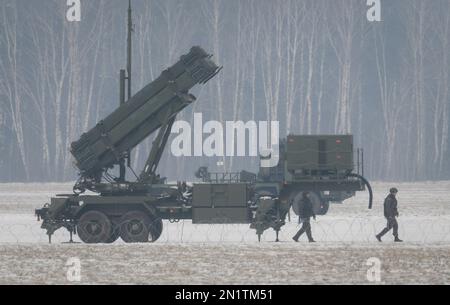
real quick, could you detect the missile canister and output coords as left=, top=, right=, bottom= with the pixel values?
left=71, top=47, right=221, bottom=179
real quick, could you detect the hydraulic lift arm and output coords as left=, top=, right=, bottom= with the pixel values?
left=70, top=47, right=221, bottom=192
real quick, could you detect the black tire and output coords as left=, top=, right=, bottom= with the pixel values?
left=77, top=211, right=112, bottom=244
left=149, top=217, right=163, bottom=242
left=105, top=226, right=120, bottom=244
left=318, top=201, right=330, bottom=215
left=291, top=192, right=329, bottom=216
left=119, top=211, right=152, bottom=243
left=309, top=192, right=329, bottom=216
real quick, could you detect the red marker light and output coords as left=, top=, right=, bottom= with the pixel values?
left=336, top=139, right=342, bottom=144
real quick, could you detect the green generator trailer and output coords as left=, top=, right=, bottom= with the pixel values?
left=197, top=135, right=373, bottom=242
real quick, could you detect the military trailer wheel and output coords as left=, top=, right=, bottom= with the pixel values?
left=119, top=211, right=153, bottom=243
left=318, top=201, right=330, bottom=215
left=308, top=192, right=328, bottom=216
left=291, top=191, right=329, bottom=217
left=77, top=211, right=112, bottom=244
left=149, top=217, right=163, bottom=242
left=106, top=227, right=120, bottom=244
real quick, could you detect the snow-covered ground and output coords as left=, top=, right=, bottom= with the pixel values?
left=0, top=182, right=449, bottom=284
left=0, top=243, right=448, bottom=285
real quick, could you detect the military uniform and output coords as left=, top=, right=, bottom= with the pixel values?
left=293, top=194, right=316, bottom=242
left=376, top=191, right=402, bottom=242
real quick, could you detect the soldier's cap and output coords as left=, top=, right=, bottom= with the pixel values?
left=390, top=187, right=399, bottom=194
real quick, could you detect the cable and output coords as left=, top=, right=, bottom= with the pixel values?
left=347, top=173, right=373, bottom=209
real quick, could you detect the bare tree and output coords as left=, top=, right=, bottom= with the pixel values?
left=260, top=0, right=284, bottom=124
left=243, top=0, right=261, bottom=122
left=404, top=1, right=430, bottom=179
left=0, top=1, right=29, bottom=180
left=201, top=0, right=226, bottom=170
left=374, top=26, right=409, bottom=178
left=431, top=1, right=450, bottom=178
left=284, top=0, right=306, bottom=135
left=327, top=0, right=362, bottom=134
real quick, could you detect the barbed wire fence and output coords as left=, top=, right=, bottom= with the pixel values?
left=0, top=214, right=449, bottom=244
left=1, top=182, right=449, bottom=244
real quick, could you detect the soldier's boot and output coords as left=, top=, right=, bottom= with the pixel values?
left=394, top=236, right=403, bottom=242
left=292, top=232, right=302, bottom=242
left=376, top=228, right=389, bottom=242
left=306, top=228, right=315, bottom=243
left=293, top=229, right=305, bottom=242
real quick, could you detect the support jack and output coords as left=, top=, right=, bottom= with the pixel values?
left=62, top=230, right=81, bottom=244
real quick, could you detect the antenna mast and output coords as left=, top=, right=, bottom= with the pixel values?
left=127, top=0, right=132, bottom=101
left=119, top=0, right=133, bottom=181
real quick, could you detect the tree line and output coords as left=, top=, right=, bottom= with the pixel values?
left=0, top=0, right=448, bottom=182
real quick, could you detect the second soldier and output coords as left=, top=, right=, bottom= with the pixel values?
left=293, top=192, right=316, bottom=243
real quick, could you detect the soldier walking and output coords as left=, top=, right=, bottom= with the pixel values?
left=293, top=192, right=316, bottom=243
left=376, top=187, right=403, bottom=242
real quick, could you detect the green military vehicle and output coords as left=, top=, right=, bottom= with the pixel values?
left=35, top=48, right=371, bottom=244
left=260, top=135, right=371, bottom=216
left=35, top=45, right=222, bottom=243
left=35, top=4, right=372, bottom=244
left=196, top=135, right=372, bottom=241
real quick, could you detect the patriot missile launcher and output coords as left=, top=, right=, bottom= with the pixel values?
left=35, top=46, right=222, bottom=243
left=71, top=46, right=221, bottom=193
left=35, top=3, right=372, bottom=244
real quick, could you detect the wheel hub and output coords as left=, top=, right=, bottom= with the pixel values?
left=86, top=222, right=102, bottom=236
left=127, top=220, right=144, bottom=235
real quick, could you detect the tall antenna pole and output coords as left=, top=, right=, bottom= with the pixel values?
left=127, top=0, right=132, bottom=100
left=119, top=0, right=133, bottom=181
